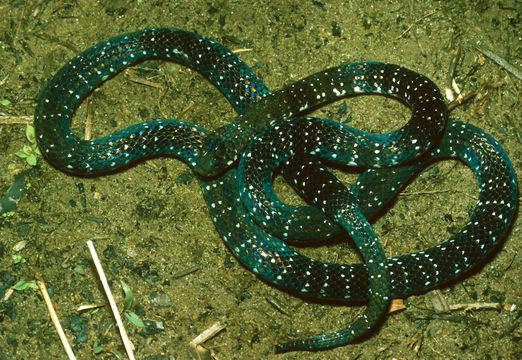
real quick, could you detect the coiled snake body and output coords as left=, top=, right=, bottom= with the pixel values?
left=34, top=28, right=517, bottom=352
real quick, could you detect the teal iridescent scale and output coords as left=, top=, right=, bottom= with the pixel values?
left=34, top=28, right=518, bottom=352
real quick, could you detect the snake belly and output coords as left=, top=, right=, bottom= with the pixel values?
left=34, top=28, right=518, bottom=352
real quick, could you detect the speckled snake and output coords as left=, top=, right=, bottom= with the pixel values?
left=34, top=28, right=517, bottom=352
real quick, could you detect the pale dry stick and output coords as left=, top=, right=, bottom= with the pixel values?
left=77, top=303, right=106, bottom=312
left=0, top=115, right=33, bottom=124
left=36, top=276, right=77, bottom=360
left=2, top=287, right=14, bottom=301
left=87, top=240, right=136, bottom=360
left=231, top=48, right=253, bottom=54
left=473, top=45, right=522, bottom=80
left=84, top=101, right=92, bottom=141
left=190, top=321, right=226, bottom=347
left=189, top=320, right=226, bottom=358
left=447, top=302, right=501, bottom=312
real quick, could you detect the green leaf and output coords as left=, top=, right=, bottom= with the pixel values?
left=0, top=99, right=10, bottom=106
left=26, top=125, right=36, bottom=143
left=93, top=339, right=104, bottom=354
left=111, top=350, right=123, bottom=358
left=12, top=280, right=38, bottom=291
left=125, top=311, right=144, bottom=328
left=12, top=254, right=26, bottom=264
left=74, top=264, right=86, bottom=275
left=15, top=151, right=29, bottom=158
left=33, top=144, right=42, bottom=155
left=26, top=154, right=37, bottom=166
left=120, top=280, right=133, bottom=311
left=89, top=308, right=100, bottom=315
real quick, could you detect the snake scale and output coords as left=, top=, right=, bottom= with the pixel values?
left=34, top=28, right=517, bottom=352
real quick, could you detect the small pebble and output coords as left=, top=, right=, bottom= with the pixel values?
left=149, top=291, right=172, bottom=307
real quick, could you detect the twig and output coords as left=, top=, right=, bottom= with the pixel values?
left=189, top=321, right=226, bottom=360
left=448, top=302, right=501, bottom=312
left=36, top=276, right=77, bottom=360
left=2, top=287, right=14, bottom=301
left=87, top=240, right=136, bottom=360
left=406, top=328, right=424, bottom=353
left=189, top=321, right=226, bottom=347
left=181, top=102, right=195, bottom=114
left=77, top=303, right=106, bottom=312
left=265, top=296, right=291, bottom=316
left=399, top=189, right=478, bottom=201
left=0, top=115, right=33, bottom=124
left=13, top=4, right=25, bottom=44
left=124, top=69, right=163, bottom=89
left=397, top=10, right=438, bottom=39
left=173, top=265, right=199, bottom=279
left=84, top=101, right=92, bottom=141
left=504, top=250, right=518, bottom=272
left=232, top=48, right=253, bottom=54
left=447, top=91, right=478, bottom=111
left=473, top=45, right=522, bottom=80
left=398, top=189, right=451, bottom=196
left=448, top=47, right=461, bottom=85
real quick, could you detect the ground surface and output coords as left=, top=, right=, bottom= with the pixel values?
left=0, top=1, right=520, bottom=359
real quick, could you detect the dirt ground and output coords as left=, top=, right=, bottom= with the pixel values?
left=0, top=1, right=520, bottom=359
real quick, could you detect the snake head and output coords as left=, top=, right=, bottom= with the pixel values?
left=194, top=135, right=238, bottom=178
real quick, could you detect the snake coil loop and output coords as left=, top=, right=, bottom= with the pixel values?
left=34, top=28, right=517, bottom=352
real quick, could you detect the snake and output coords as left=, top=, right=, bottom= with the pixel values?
left=34, top=28, right=518, bottom=353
